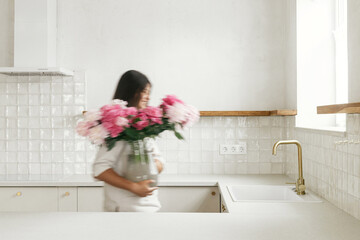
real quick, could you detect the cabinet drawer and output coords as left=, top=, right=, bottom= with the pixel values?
left=58, top=187, right=77, bottom=212
left=78, top=187, right=104, bottom=212
left=0, top=187, right=58, bottom=212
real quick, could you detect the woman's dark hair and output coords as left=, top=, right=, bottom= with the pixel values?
left=113, top=70, right=151, bottom=107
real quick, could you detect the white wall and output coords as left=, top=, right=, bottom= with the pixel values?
left=284, top=0, right=297, bottom=109
left=0, top=0, right=13, bottom=67
left=56, top=0, right=288, bottom=110
left=348, top=0, right=360, bottom=103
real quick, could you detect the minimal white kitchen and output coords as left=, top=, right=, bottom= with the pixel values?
left=0, top=0, right=360, bottom=239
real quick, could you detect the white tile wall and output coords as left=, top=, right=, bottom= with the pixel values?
left=0, top=73, right=288, bottom=176
left=155, top=116, right=287, bottom=175
left=285, top=115, right=360, bottom=220
left=0, top=72, right=96, bottom=175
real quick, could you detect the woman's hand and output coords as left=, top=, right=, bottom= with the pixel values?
left=154, top=159, right=163, bottom=173
left=130, top=180, right=158, bottom=197
left=95, top=169, right=157, bottom=197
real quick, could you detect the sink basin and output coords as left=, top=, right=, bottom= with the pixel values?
left=227, top=185, right=322, bottom=203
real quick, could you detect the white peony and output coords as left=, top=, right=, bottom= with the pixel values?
left=84, top=110, right=102, bottom=122
left=166, top=102, right=187, bottom=123
left=88, top=125, right=109, bottom=145
left=111, top=99, right=128, bottom=108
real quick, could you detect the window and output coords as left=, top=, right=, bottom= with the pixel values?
left=296, top=0, right=348, bottom=130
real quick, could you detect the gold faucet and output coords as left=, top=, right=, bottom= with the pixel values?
left=272, top=140, right=306, bottom=195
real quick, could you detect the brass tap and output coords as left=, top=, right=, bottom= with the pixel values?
left=272, top=140, right=306, bottom=195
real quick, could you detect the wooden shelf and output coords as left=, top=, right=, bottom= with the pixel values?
left=317, top=102, right=360, bottom=114
left=83, top=110, right=297, bottom=117
left=200, top=110, right=297, bottom=116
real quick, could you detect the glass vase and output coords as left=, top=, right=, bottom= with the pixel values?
left=124, top=140, right=158, bottom=188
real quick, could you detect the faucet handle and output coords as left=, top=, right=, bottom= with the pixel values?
left=286, top=182, right=296, bottom=185
left=298, top=184, right=306, bottom=192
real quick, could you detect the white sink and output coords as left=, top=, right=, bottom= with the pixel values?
left=227, top=185, right=322, bottom=203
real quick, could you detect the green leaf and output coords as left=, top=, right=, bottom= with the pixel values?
left=106, top=139, right=116, bottom=151
left=124, top=128, right=138, bottom=139
left=174, top=131, right=184, bottom=140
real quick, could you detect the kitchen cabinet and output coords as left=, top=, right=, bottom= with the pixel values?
left=0, top=186, right=220, bottom=212
left=158, top=187, right=220, bottom=212
left=58, top=187, right=77, bottom=212
left=77, top=187, right=104, bottom=212
left=0, top=187, right=58, bottom=212
left=0, top=187, right=103, bottom=212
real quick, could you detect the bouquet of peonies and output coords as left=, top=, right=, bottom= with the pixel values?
left=76, top=95, right=200, bottom=150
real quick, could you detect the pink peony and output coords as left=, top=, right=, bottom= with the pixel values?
left=133, top=120, right=149, bottom=130
left=142, top=106, right=163, bottom=125
left=88, top=124, right=109, bottom=145
left=76, top=120, right=95, bottom=137
left=131, top=112, right=150, bottom=130
left=100, top=103, right=136, bottom=137
left=142, top=106, right=163, bottom=118
left=116, top=117, right=129, bottom=127
left=161, top=95, right=184, bottom=110
left=84, top=110, right=102, bottom=122
left=183, top=105, right=200, bottom=127
left=166, top=102, right=188, bottom=123
left=125, top=107, right=137, bottom=116
left=101, top=104, right=126, bottom=119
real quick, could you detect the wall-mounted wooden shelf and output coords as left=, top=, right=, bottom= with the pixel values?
left=317, top=102, right=360, bottom=114
left=83, top=110, right=297, bottom=116
left=200, top=110, right=297, bottom=116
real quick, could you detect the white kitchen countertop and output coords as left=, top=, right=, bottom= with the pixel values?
left=0, top=174, right=289, bottom=187
left=1, top=174, right=360, bottom=240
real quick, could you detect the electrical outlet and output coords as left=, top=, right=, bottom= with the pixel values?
left=238, top=142, right=247, bottom=154
left=220, top=142, right=247, bottom=155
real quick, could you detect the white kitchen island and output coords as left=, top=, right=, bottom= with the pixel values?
left=1, top=174, right=360, bottom=240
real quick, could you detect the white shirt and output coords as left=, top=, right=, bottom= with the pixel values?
left=92, top=138, right=165, bottom=212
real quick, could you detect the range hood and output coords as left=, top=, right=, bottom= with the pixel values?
left=0, top=0, right=73, bottom=76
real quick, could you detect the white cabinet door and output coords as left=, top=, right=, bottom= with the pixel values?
left=77, top=187, right=104, bottom=212
left=0, top=187, right=58, bottom=212
left=158, top=187, right=220, bottom=212
left=58, top=187, right=77, bottom=212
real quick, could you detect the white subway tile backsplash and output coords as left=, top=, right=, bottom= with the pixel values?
left=189, top=151, right=202, bottom=163
left=201, top=163, right=213, bottom=174
left=213, top=163, right=225, bottom=174
left=40, top=152, right=52, bottom=163
left=52, top=141, right=63, bottom=151
left=64, top=163, right=74, bottom=175
left=52, top=163, right=63, bottom=175
left=17, top=149, right=29, bottom=163
left=236, top=163, right=247, bottom=174
left=29, top=152, right=40, bottom=162
left=29, top=83, right=40, bottom=94
left=285, top=114, right=360, bottom=220
left=29, top=95, right=40, bottom=105
left=28, top=118, right=40, bottom=128
left=64, top=152, right=75, bottom=162
left=51, top=95, right=62, bottom=105
left=74, top=83, right=85, bottom=93
left=29, top=129, right=40, bottom=139
left=259, top=163, right=271, bottom=174
left=75, top=152, right=85, bottom=162
left=74, top=94, right=85, bottom=105
left=224, top=163, right=237, bottom=174
left=6, top=95, right=17, bottom=105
